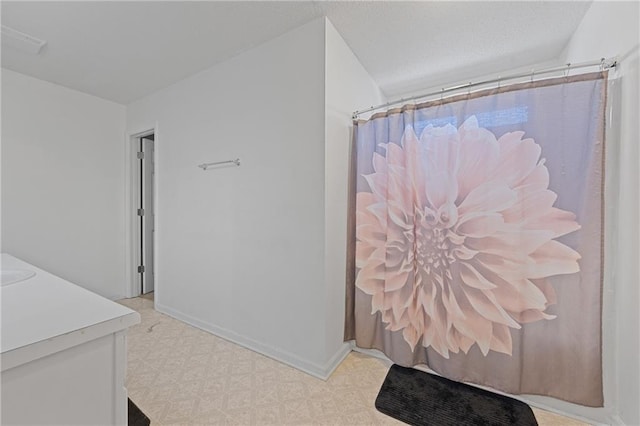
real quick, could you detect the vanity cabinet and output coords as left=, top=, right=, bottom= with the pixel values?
left=1, top=254, right=140, bottom=425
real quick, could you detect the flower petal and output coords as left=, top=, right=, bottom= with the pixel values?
left=457, top=262, right=496, bottom=290
left=462, top=286, right=520, bottom=329
left=527, top=240, right=581, bottom=278
left=363, top=173, right=387, bottom=199
left=403, top=324, right=420, bottom=352
left=456, top=116, right=500, bottom=200
left=372, top=152, right=387, bottom=174
left=457, top=181, right=517, bottom=216
left=523, top=207, right=581, bottom=238
left=489, top=133, right=541, bottom=187
left=510, top=309, right=556, bottom=323
left=465, top=230, right=555, bottom=260
left=456, top=212, right=504, bottom=238
left=489, top=324, right=513, bottom=356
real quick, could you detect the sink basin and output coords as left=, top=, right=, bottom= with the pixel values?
left=1, top=269, right=36, bottom=286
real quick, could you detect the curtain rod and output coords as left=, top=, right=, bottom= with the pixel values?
left=352, top=57, right=618, bottom=119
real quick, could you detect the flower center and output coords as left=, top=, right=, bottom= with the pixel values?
left=415, top=205, right=461, bottom=280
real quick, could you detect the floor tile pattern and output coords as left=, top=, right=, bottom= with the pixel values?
left=119, top=296, right=589, bottom=426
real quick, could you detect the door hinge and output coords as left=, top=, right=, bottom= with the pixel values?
left=137, top=151, right=144, bottom=159
left=137, top=208, right=144, bottom=216
left=138, top=265, right=145, bottom=273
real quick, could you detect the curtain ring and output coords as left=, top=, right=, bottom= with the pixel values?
left=530, top=69, right=535, bottom=83
left=565, top=63, right=571, bottom=78
left=600, top=58, right=605, bottom=71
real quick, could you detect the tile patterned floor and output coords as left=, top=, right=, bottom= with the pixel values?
left=118, top=295, right=590, bottom=426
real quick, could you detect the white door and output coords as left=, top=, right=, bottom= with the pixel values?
left=140, top=136, right=154, bottom=294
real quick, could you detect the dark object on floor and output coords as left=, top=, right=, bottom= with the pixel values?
left=128, top=398, right=150, bottom=426
left=375, top=364, right=538, bottom=426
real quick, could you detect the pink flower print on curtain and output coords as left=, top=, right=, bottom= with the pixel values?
left=355, top=116, right=581, bottom=358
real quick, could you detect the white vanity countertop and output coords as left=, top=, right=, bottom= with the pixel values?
left=1, top=253, right=140, bottom=367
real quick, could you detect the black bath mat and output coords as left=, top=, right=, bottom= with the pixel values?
left=128, top=398, right=150, bottom=426
left=375, top=365, right=538, bottom=426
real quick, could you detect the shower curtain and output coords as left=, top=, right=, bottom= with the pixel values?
left=345, top=72, right=607, bottom=406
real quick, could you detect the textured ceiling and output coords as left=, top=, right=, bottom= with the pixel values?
left=1, top=1, right=592, bottom=104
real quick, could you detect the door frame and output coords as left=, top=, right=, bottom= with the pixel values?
left=125, top=125, right=158, bottom=299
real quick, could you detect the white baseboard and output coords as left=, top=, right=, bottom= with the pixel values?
left=107, top=293, right=127, bottom=301
left=155, top=302, right=350, bottom=380
left=609, top=414, right=626, bottom=426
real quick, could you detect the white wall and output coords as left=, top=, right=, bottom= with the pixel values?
left=1, top=69, right=127, bottom=299
left=126, top=18, right=336, bottom=376
left=561, top=3, right=640, bottom=425
left=126, top=17, right=385, bottom=378
left=323, top=19, right=385, bottom=363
